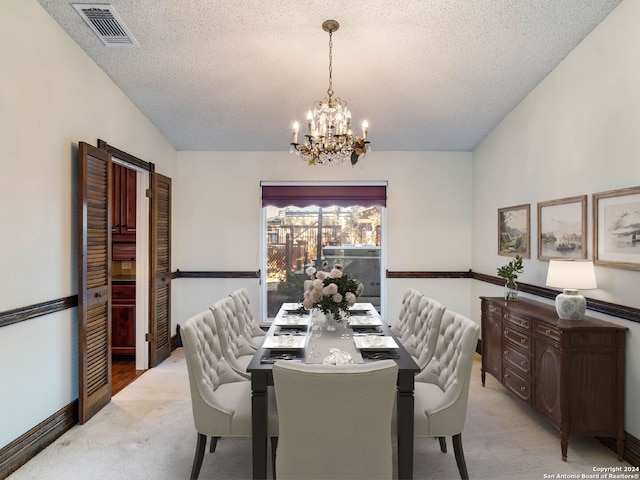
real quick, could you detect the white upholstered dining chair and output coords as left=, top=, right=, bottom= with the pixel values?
left=230, top=287, right=266, bottom=349
left=413, top=310, right=480, bottom=480
left=210, top=296, right=256, bottom=379
left=180, top=309, right=278, bottom=479
left=272, top=360, right=398, bottom=480
left=391, top=287, right=422, bottom=344
left=403, top=295, right=445, bottom=369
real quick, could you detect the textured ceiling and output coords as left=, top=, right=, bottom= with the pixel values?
left=37, top=0, right=622, bottom=152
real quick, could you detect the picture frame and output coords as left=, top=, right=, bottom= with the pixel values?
left=498, top=204, right=530, bottom=258
left=593, top=186, right=640, bottom=271
left=537, top=195, right=587, bottom=261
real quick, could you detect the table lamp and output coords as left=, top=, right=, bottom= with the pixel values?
left=545, top=259, right=597, bottom=320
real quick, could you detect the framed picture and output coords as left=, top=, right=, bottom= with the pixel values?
left=498, top=204, right=530, bottom=258
left=594, top=186, right=640, bottom=270
left=537, top=195, right=587, bottom=261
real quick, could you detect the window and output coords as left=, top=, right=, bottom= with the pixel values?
left=261, top=184, right=386, bottom=320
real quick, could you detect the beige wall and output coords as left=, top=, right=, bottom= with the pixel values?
left=171, top=150, right=473, bottom=328
left=0, top=0, right=177, bottom=447
left=471, top=0, right=640, bottom=438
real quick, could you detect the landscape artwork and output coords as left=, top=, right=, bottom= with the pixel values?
left=537, top=196, right=586, bottom=261
left=498, top=204, right=530, bottom=258
left=594, top=186, right=640, bottom=270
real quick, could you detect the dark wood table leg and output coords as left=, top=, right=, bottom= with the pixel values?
left=397, top=372, right=415, bottom=480
left=251, top=372, right=268, bottom=479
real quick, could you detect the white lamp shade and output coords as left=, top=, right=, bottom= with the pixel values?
left=545, top=260, right=597, bottom=290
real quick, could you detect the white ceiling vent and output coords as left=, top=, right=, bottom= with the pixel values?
left=72, top=4, right=139, bottom=47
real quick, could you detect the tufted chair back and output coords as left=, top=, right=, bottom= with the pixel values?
left=407, top=296, right=445, bottom=369
left=273, top=360, right=398, bottom=480
left=392, top=288, right=422, bottom=342
left=230, top=287, right=266, bottom=348
left=210, top=297, right=256, bottom=379
left=180, top=310, right=249, bottom=436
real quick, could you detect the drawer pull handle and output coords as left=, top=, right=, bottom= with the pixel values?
left=520, top=386, right=526, bottom=392
left=504, top=331, right=509, bottom=337
left=521, top=321, right=526, bottom=326
left=504, top=350, right=509, bottom=356
left=95, top=292, right=103, bottom=298
left=504, top=373, right=509, bottom=379
left=504, top=313, right=510, bottom=319
left=521, top=339, right=526, bottom=344
left=521, top=361, right=528, bottom=366
left=545, top=329, right=551, bottom=334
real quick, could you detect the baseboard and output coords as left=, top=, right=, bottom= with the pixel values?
left=0, top=401, right=77, bottom=479
left=597, top=433, right=640, bottom=467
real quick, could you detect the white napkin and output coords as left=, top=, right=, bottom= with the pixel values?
left=322, top=348, right=354, bottom=365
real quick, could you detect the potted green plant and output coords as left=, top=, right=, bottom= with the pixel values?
left=497, top=255, right=524, bottom=301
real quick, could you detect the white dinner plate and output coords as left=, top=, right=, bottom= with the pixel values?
left=273, top=315, right=310, bottom=327
left=262, top=336, right=306, bottom=350
left=353, top=336, right=398, bottom=350
left=348, top=316, right=383, bottom=326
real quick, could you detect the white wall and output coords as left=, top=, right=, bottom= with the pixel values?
left=0, top=0, right=176, bottom=448
left=171, top=151, right=473, bottom=327
left=472, top=0, right=640, bottom=438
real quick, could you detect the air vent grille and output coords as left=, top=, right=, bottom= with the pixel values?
left=72, top=4, right=139, bottom=47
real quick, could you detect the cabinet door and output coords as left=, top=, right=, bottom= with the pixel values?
left=112, top=304, right=135, bottom=354
left=110, top=163, right=122, bottom=234
left=484, top=312, right=503, bottom=380
left=120, top=166, right=137, bottom=237
left=534, top=338, right=561, bottom=426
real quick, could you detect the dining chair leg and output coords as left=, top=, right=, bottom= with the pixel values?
left=452, top=433, right=469, bottom=480
left=270, top=436, right=278, bottom=479
left=191, top=433, right=207, bottom=480
left=209, top=436, right=220, bottom=453
left=438, top=436, right=447, bottom=453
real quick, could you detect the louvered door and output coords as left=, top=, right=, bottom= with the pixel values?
left=77, top=142, right=112, bottom=423
left=150, top=172, right=171, bottom=367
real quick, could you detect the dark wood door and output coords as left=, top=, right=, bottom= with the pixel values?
left=77, top=141, right=112, bottom=423
left=149, top=172, right=171, bottom=367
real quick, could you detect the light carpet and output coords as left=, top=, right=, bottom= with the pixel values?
left=9, top=348, right=630, bottom=480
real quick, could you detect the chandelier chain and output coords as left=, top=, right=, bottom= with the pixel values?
left=327, top=30, right=333, bottom=98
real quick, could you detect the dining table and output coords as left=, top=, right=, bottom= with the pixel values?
left=247, top=303, right=420, bottom=479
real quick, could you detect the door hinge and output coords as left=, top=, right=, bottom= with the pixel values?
left=145, top=188, right=152, bottom=198
left=145, top=333, right=151, bottom=342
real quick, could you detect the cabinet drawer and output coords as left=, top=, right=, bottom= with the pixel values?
left=113, top=243, right=136, bottom=261
left=503, top=343, right=531, bottom=375
left=503, top=367, right=531, bottom=404
left=112, top=285, right=135, bottom=302
left=503, top=326, right=531, bottom=351
left=535, top=322, right=560, bottom=343
left=503, top=310, right=531, bottom=331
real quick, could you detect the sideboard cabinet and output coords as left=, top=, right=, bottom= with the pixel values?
left=480, top=296, right=626, bottom=461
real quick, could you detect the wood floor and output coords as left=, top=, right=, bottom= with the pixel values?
left=112, top=356, right=145, bottom=395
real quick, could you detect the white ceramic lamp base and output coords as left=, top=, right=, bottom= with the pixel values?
left=555, top=289, right=586, bottom=320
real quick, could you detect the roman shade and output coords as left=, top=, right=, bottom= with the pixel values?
left=261, top=184, right=387, bottom=208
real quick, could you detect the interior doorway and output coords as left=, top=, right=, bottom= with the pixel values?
left=110, top=159, right=150, bottom=395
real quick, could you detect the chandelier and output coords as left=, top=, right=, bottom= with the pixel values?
left=290, top=20, right=370, bottom=167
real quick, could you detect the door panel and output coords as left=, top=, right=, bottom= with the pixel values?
left=77, top=141, right=112, bottom=423
left=150, top=172, right=171, bottom=367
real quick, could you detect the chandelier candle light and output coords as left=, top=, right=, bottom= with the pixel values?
left=290, top=20, right=370, bottom=167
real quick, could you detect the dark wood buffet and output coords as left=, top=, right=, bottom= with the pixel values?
left=480, top=296, right=627, bottom=461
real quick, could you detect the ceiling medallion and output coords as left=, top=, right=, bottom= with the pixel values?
left=290, top=20, right=370, bottom=167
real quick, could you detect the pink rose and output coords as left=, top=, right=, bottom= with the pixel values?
left=323, top=284, right=338, bottom=295
left=303, top=297, right=313, bottom=309
left=316, top=271, right=328, bottom=280
left=332, top=293, right=343, bottom=303
left=329, top=268, right=343, bottom=279
left=345, top=292, right=356, bottom=305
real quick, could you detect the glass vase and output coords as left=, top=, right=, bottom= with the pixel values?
left=505, top=281, right=518, bottom=302
left=325, top=311, right=337, bottom=331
